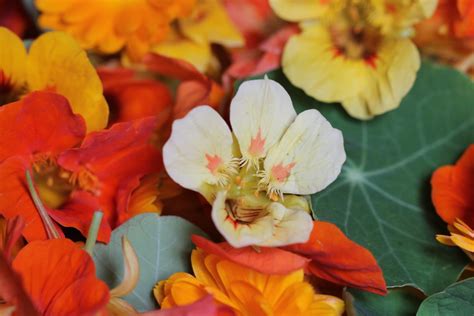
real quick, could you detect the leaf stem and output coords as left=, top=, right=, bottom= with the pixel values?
left=84, top=210, right=103, bottom=255
left=25, top=170, right=60, bottom=239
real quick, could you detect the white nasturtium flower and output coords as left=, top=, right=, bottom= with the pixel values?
left=163, top=77, right=346, bottom=248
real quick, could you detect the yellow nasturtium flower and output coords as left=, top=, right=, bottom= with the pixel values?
left=152, top=0, right=244, bottom=73
left=163, top=77, right=346, bottom=247
left=0, top=27, right=108, bottom=131
left=155, top=249, right=345, bottom=316
left=269, top=0, right=437, bottom=120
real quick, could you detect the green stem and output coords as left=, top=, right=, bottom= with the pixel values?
left=25, top=170, right=60, bottom=239
left=84, top=210, right=103, bottom=255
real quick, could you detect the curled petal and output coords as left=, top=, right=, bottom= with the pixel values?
left=110, top=236, right=140, bottom=298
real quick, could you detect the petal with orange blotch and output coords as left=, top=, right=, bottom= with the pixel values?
left=285, top=221, right=387, bottom=295
left=431, top=144, right=474, bottom=227
left=12, top=239, right=109, bottom=315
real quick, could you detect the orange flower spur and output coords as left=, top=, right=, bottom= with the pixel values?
left=35, top=0, right=197, bottom=58
left=0, top=91, right=162, bottom=242
left=155, top=248, right=345, bottom=316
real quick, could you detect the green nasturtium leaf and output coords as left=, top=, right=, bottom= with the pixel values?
left=417, top=278, right=474, bottom=316
left=261, top=61, right=472, bottom=295
left=350, top=288, right=421, bottom=316
left=93, top=214, right=207, bottom=312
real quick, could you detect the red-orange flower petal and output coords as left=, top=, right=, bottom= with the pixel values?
left=285, top=221, right=387, bottom=295
left=98, top=67, right=172, bottom=125
left=0, top=0, right=29, bottom=37
left=192, top=235, right=309, bottom=275
left=0, top=253, right=39, bottom=315
left=0, top=91, right=85, bottom=162
left=58, top=117, right=162, bottom=228
left=48, top=191, right=111, bottom=242
left=12, top=239, right=109, bottom=316
left=431, top=145, right=474, bottom=227
left=0, top=156, right=64, bottom=241
left=455, top=0, right=474, bottom=37
left=143, top=53, right=223, bottom=119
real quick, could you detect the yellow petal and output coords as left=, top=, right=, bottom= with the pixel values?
left=263, top=269, right=305, bottom=306
left=152, top=31, right=213, bottom=73
left=179, top=0, right=243, bottom=47
left=436, top=234, right=457, bottom=246
left=0, top=27, right=27, bottom=96
left=27, top=31, right=108, bottom=131
left=192, top=249, right=220, bottom=289
left=228, top=281, right=272, bottom=316
left=273, top=282, right=315, bottom=315
left=310, top=294, right=345, bottom=316
left=282, top=24, right=420, bottom=120
left=154, top=280, right=167, bottom=304
left=169, top=279, right=208, bottom=306
left=269, top=0, right=329, bottom=22
left=451, top=233, right=474, bottom=252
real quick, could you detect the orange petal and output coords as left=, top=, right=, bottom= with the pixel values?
left=141, top=295, right=228, bottom=316
left=431, top=145, right=474, bottom=227
left=48, top=191, right=111, bottom=243
left=0, top=91, right=85, bottom=161
left=98, top=67, right=172, bottom=125
left=58, top=117, right=162, bottom=228
left=192, top=235, right=309, bottom=275
left=0, top=156, right=65, bottom=241
left=12, top=239, right=109, bottom=315
left=0, top=253, right=38, bottom=315
left=285, top=221, right=387, bottom=295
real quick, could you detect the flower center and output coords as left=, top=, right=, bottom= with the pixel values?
left=328, top=5, right=382, bottom=66
left=0, top=71, right=24, bottom=105
left=32, top=154, right=100, bottom=209
left=225, top=198, right=269, bottom=225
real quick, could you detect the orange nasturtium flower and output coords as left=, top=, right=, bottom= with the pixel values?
left=0, top=27, right=108, bottom=132
left=154, top=248, right=345, bottom=316
left=269, top=0, right=437, bottom=120
left=35, top=0, right=196, bottom=58
left=414, top=0, right=474, bottom=77
left=12, top=239, right=110, bottom=315
left=0, top=91, right=161, bottom=242
left=35, top=0, right=243, bottom=70
left=431, top=145, right=474, bottom=259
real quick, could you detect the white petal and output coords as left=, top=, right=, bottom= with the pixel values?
left=230, top=77, right=297, bottom=164
left=211, top=191, right=274, bottom=248
left=263, top=109, right=346, bottom=195
left=163, top=106, right=234, bottom=193
left=261, top=203, right=313, bottom=247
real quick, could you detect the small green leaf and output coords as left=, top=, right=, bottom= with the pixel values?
left=417, top=278, right=474, bottom=316
left=255, top=61, right=472, bottom=295
left=93, top=214, right=207, bottom=312
left=350, top=289, right=421, bottom=316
